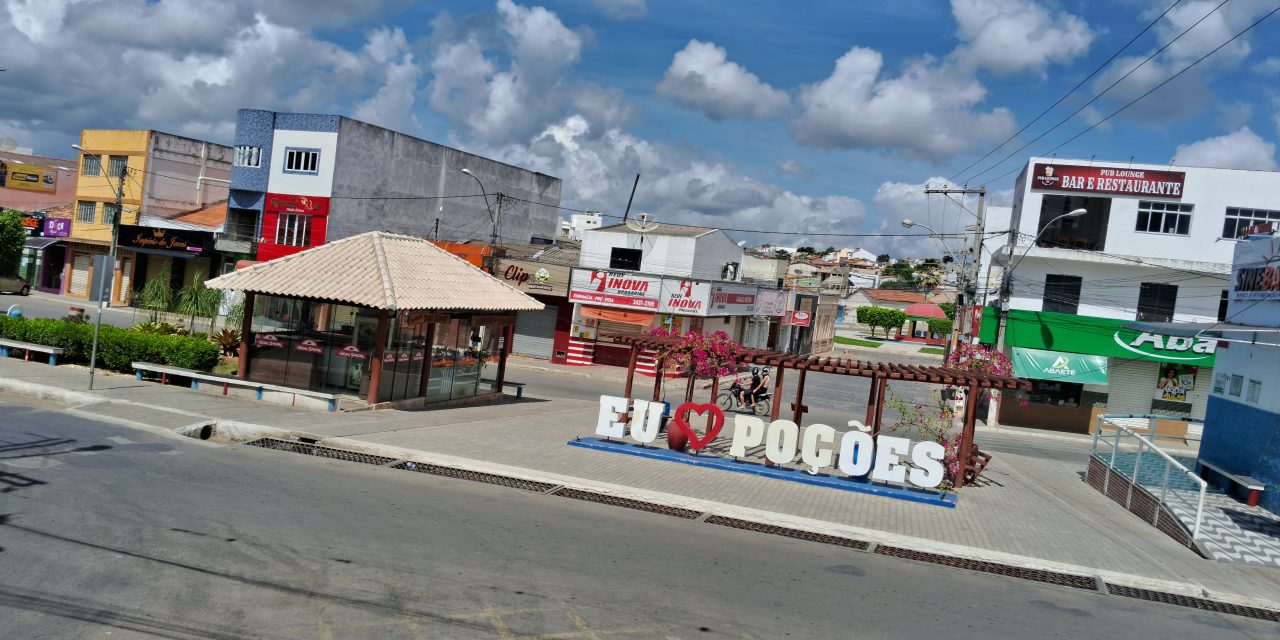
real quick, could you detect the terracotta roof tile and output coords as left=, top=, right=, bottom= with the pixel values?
left=207, top=231, right=545, bottom=312
left=169, top=200, right=227, bottom=230
left=862, top=289, right=927, bottom=303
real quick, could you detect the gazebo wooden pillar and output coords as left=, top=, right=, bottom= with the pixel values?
left=953, top=379, right=981, bottom=489
left=366, top=309, right=390, bottom=405
left=236, top=291, right=255, bottom=379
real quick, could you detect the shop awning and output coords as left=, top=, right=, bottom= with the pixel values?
left=580, top=306, right=654, bottom=325
left=23, top=237, right=62, bottom=250
left=1012, top=347, right=1109, bottom=384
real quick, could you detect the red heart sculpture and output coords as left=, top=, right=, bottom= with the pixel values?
left=668, top=402, right=726, bottom=451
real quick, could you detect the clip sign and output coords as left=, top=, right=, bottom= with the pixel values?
left=595, top=396, right=946, bottom=489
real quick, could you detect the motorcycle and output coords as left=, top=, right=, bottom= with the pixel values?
left=718, top=377, right=772, bottom=416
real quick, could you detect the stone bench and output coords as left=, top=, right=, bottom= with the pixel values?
left=132, top=362, right=340, bottom=412
left=1198, top=458, right=1265, bottom=507
left=0, top=339, right=65, bottom=365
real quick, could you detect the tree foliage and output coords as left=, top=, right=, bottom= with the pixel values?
left=876, top=253, right=890, bottom=263
left=855, top=305, right=907, bottom=338
left=927, top=317, right=953, bottom=337
left=0, top=209, right=27, bottom=277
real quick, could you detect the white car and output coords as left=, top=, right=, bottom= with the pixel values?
left=0, top=274, right=31, bottom=296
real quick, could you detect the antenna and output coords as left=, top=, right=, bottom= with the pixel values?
left=626, top=212, right=659, bottom=233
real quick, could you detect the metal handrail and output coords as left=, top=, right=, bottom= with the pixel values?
left=1089, top=413, right=1208, bottom=539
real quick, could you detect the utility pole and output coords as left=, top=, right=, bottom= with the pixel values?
left=88, top=164, right=126, bottom=390
left=487, top=193, right=505, bottom=274
left=922, top=185, right=985, bottom=362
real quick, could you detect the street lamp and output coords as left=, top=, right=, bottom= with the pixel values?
left=1006, top=208, right=1087, bottom=275
left=902, top=218, right=969, bottom=358
left=73, top=143, right=127, bottom=390
left=461, top=168, right=501, bottom=273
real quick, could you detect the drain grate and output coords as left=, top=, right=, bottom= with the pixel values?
left=874, top=545, right=1097, bottom=590
left=553, top=488, right=702, bottom=519
left=705, top=515, right=870, bottom=550
left=1107, top=584, right=1280, bottom=622
left=244, top=438, right=397, bottom=466
left=391, top=461, right=557, bottom=493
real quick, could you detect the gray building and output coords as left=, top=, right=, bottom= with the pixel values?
left=219, top=110, right=562, bottom=262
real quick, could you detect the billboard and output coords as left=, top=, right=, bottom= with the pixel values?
left=0, top=161, right=58, bottom=192
left=1029, top=163, right=1185, bottom=199
left=569, top=269, right=663, bottom=310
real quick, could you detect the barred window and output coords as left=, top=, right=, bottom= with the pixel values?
left=275, top=213, right=312, bottom=247
left=76, top=201, right=96, bottom=223
left=1135, top=201, right=1192, bottom=235
left=1222, top=207, right=1280, bottom=238
left=103, top=203, right=120, bottom=225
left=81, top=154, right=101, bottom=176
left=107, top=155, right=129, bottom=178
left=283, top=148, right=319, bottom=174
left=234, top=145, right=262, bottom=168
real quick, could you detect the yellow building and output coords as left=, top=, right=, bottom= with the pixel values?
left=65, top=130, right=230, bottom=304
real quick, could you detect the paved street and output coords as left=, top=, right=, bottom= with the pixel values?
left=4, top=291, right=137, bottom=327
left=2, top=397, right=1273, bottom=639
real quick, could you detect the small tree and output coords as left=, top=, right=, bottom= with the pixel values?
left=876, top=253, right=890, bottom=263
left=175, top=269, right=222, bottom=333
left=774, top=249, right=791, bottom=262
left=0, top=209, right=27, bottom=277
left=938, top=302, right=955, bottom=320
left=927, top=317, right=953, bottom=337
left=879, top=309, right=907, bottom=338
left=941, top=255, right=955, bottom=263
left=137, top=266, right=175, bottom=323
left=859, top=306, right=907, bottom=338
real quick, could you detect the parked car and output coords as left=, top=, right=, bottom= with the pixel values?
left=0, top=274, right=31, bottom=296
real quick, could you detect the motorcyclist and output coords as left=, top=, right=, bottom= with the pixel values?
left=752, top=367, right=771, bottom=407
left=737, top=367, right=761, bottom=409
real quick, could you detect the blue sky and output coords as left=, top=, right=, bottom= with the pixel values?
left=3, top=0, right=1278, bottom=256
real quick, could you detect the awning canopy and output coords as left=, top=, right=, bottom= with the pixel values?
left=23, top=237, right=62, bottom=250
left=1012, top=347, right=1109, bottom=385
left=580, top=306, right=653, bottom=325
left=206, top=231, right=544, bottom=312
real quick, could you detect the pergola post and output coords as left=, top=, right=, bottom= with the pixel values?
left=496, top=323, right=514, bottom=393
left=417, top=320, right=436, bottom=399
left=791, top=368, right=808, bottom=426
left=864, top=375, right=879, bottom=429
left=366, top=309, right=390, bottom=405
left=768, top=363, right=785, bottom=421
left=872, top=376, right=888, bottom=436
left=954, top=379, right=981, bottom=489
left=236, top=291, right=255, bottom=379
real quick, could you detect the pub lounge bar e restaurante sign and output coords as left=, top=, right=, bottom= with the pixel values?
left=1031, top=163, right=1186, bottom=199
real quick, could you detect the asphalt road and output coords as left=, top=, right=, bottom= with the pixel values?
left=4, top=291, right=137, bottom=327
left=2, top=397, right=1268, bottom=639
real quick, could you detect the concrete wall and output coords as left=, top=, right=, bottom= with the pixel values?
left=1200, top=395, right=1280, bottom=513
left=145, top=132, right=231, bottom=217
left=328, top=117, right=561, bottom=244
left=741, top=253, right=787, bottom=283
left=1007, top=258, right=1227, bottom=321
left=579, top=229, right=743, bottom=280
left=70, top=130, right=151, bottom=243
left=690, top=231, right=746, bottom=281
left=0, top=151, right=77, bottom=212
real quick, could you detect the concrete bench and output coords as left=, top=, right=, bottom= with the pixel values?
left=1198, top=458, right=1265, bottom=507
left=504, top=381, right=526, bottom=399
left=132, top=362, right=340, bottom=412
left=0, top=339, right=65, bottom=365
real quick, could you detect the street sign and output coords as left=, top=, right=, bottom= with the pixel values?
left=88, top=255, right=114, bottom=303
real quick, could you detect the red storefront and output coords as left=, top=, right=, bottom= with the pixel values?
left=258, top=193, right=330, bottom=262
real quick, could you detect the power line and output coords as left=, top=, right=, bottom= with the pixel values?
left=948, top=0, right=1186, bottom=184
left=957, top=0, right=1234, bottom=186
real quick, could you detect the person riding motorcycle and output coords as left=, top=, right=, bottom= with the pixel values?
left=737, top=367, right=760, bottom=409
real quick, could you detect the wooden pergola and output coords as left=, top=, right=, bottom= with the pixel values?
left=607, top=332, right=1031, bottom=488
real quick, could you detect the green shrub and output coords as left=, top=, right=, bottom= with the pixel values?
left=0, top=316, right=218, bottom=373
left=927, top=317, right=953, bottom=337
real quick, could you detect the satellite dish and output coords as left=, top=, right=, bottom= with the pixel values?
left=626, top=212, right=660, bottom=233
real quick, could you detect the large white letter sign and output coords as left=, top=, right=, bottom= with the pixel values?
left=909, top=441, right=946, bottom=488
left=764, top=419, right=800, bottom=465
left=729, top=415, right=766, bottom=457
left=837, top=430, right=874, bottom=476
left=800, top=424, right=836, bottom=472
left=595, top=395, right=629, bottom=438
left=629, top=401, right=664, bottom=444
left=870, top=435, right=911, bottom=484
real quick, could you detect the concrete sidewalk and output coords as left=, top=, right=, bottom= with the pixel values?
left=2, top=357, right=1279, bottom=610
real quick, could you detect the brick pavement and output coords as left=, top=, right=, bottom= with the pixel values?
left=2, top=356, right=1279, bottom=608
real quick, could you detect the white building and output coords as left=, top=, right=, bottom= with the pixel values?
left=561, top=212, right=603, bottom=241
left=988, top=157, right=1280, bottom=434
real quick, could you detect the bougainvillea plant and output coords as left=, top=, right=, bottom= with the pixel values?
left=886, top=392, right=961, bottom=491
left=945, top=341, right=1013, bottom=376
left=648, top=327, right=744, bottom=378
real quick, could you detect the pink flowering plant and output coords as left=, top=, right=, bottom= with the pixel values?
left=886, top=392, right=961, bottom=491
left=945, top=342, right=1027, bottom=407
left=648, top=327, right=744, bottom=378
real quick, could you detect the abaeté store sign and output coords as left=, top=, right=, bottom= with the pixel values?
left=988, top=310, right=1216, bottom=366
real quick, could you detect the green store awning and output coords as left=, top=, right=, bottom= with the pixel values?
left=1013, top=347, right=1110, bottom=385
left=979, top=308, right=1217, bottom=367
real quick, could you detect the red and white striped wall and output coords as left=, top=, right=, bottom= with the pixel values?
left=636, top=348, right=658, bottom=377
left=566, top=338, right=595, bottom=366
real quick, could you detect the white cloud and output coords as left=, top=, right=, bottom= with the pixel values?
left=656, top=40, right=789, bottom=120
left=790, top=48, right=1015, bottom=161
left=1172, top=127, right=1278, bottom=170
left=1255, top=56, right=1280, bottom=76
left=951, top=0, right=1093, bottom=76
left=352, top=28, right=424, bottom=134
left=1216, top=101, right=1253, bottom=130
left=868, top=177, right=982, bottom=259
left=777, top=159, right=813, bottom=179
left=594, top=0, right=645, bottom=20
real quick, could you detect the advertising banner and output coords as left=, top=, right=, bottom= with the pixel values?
left=1012, top=347, right=1109, bottom=384
left=42, top=217, right=71, bottom=238
left=117, top=225, right=212, bottom=256
left=753, top=288, right=788, bottom=316
left=789, top=310, right=812, bottom=327
left=991, top=309, right=1216, bottom=366
left=1230, top=236, right=1280, bottom=301
left=569, top=268, right=662, bottom=310
left=264, top=193, right=329, bottom=215
left=659, top=279, right=712, bottom=315
left=497, top=258, right=571, bottom=297
left=1030, top=163, right=1185, bottom=199
left=709, top=283, right=759, bottom=316
left=1154, top=364, right=1197, bottom=402
left=0, top=161, right=58, bottom=192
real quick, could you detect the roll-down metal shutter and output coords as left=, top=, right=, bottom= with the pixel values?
left=513, top=304, right=557, bottom=359
left=1107, top=359, right=1159, bottom=415
left=70, top=252, right=91, bottom=297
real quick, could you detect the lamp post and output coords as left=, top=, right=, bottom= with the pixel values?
left=901, top=219, right=967, bottom=360
left=988, top=206, right=1087, bottom=424
left=461, top=168, right=501, bottom=273
left=73, top=143, right=126, bottom=390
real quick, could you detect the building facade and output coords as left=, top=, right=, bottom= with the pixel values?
left=0, top=150, right=76, bottom=213
left=986, top=157, right=1280, bottom=434
left=65, top=130, right=230, bottom=304
left=220, top=110, right=562, bottom=263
